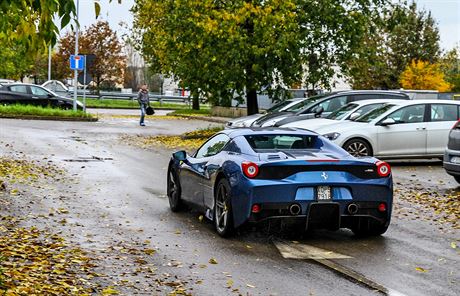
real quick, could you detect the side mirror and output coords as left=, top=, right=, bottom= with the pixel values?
left=314, top=106, right=324, bottom=118
left=349, top=112, right=360, bottom=121
left=172, top=150, right=187, bottom=161
left=379, top=118, right=396, bottom=126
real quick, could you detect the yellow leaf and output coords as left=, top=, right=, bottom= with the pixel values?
left=209, top=258, right=218, bottom=264
left=451, top=242, right=457, bottom=249
left=415, top=267, right=428, bottom=273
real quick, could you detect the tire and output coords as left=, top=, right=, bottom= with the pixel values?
left=454, top=176, right=460, bottom=184
left=167, top=165, right=183, bottom=212
left=343, top=138, right=373, bottom=157
left=351, top=221, right=388, bottom=237
left=214, top=178, right=234, bottom=237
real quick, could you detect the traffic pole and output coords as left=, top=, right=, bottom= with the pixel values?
left=73, top=0, right=80, bottom=111
left=83, top=55, right=87, bottom=113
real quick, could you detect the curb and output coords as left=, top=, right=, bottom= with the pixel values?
left=171, top=114, right=228, bottom=124
left=0, top=114, right=98, bottom=122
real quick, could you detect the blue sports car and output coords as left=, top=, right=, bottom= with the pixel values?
left=167, top=128, right=392, bottom=237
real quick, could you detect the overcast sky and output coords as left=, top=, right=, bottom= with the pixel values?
left=75, top=0, right=459, bottom=50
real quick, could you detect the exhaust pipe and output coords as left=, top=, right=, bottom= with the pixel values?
left=289, top=204, right=301, bottom=216
left=348, top=203, right=358, bottom=215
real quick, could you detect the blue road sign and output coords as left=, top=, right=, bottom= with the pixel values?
left=70, top=55, right=85, bottom=70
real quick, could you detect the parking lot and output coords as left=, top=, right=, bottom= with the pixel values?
left=0, top=114, right=458, bottom=296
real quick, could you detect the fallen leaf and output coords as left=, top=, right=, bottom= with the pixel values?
left=415, top=267, right=428, bottom=273
left=209, top=258, right=218, bottom=264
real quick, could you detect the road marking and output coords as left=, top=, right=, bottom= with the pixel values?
left=273, top=240, right=408, bottom=296
left=274, top=240, right=352, bottom=260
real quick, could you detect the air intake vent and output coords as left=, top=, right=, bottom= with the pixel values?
left=267, top=154, right=281, bottom=160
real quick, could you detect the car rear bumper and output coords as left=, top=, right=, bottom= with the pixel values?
left=246, top=200, right=390, bottom=230
left=443, top=148, right=460, bottom=176
left=230, top=174, right=393, bottom=229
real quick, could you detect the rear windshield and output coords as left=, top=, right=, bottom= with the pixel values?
left=245, top=134, right=319, bottom=151
left=285, top=94, right=327, bottom=112
left=355, top=104, right=396, bottom=123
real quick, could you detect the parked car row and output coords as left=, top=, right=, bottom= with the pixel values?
left=226, top=90, right=460, bottom=185
left=0, top=82, right=83, bottom=110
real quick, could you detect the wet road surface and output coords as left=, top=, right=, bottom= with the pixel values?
left=0, top=115, right=458, bottom=296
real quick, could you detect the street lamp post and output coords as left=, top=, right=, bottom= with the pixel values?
left=73, top=0, right=80, bottom=111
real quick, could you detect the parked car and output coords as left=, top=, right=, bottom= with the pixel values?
left=443, top=120, right=460, bottom=183
left=226, top=97, right=305, bottom=128
left=167, top=128, right=393, bottom=237
left=42, top=80, right=71, bottom=97
left=251, top=90, right=410, bottom=127
left=314, top=100, right=460, bottom=158
left=0, top=83, right=83, bottom=110
left=280, top=99, right=405, bottom=130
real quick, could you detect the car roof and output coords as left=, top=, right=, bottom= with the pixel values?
left=346, top=99, right=408, bottom=106
left=388, top=99, right=460, bottom=106
left=332, top=90, right=409, bottom=96
left=221, top=127, right=317, bottom=138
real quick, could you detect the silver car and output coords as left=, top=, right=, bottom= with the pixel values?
left=314, top=100, right=460, bottom=158
left=226, top=97, right=306, bottom=128
left=281, top=99, right=406, bottom=130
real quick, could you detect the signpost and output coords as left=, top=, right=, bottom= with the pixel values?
left=70, top=55, right=85, bottom=71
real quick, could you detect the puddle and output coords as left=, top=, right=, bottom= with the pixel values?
left=62, top=156, right=114, bottom=162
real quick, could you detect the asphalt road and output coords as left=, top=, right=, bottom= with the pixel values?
left=0, top=114, right=458, bottom=296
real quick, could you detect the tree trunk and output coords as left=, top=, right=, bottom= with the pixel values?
left=192, top=89, right=200, bottom=110
left=246, top=88, right=258, bottom=115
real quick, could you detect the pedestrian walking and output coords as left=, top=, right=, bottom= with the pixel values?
left=137, top=84, right=150, bottom=126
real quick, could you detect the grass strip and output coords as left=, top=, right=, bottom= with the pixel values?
left=0, top=104, right=92, bottom=118
left=84, top=98, right=202, bottom=110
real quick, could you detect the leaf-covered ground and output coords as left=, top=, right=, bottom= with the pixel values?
left=121, top=126, right=224, bottom=150
left=0, top=157, right=194, bottom=295
left=394, top=183, right=460, bottom=231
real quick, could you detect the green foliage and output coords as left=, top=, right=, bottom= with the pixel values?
left=0, top=0, right=75, bottom=50
left=133, top=0, right=382, bottom=114
left=0, top=104, right=92, bottom=118
left=345, top=1, right=441, bottom=89
left=441, top=47, right=460, bottom=92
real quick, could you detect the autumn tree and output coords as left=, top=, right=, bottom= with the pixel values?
left=133, top=0, right=384, bottom=114
left=52, top=21, right=126, bottom=93
left=345, top=1, right=440, bottom=89
left=399, top=60, right=451, bottom=92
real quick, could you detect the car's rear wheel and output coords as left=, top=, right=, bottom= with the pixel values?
left=343, top=139, right=372, bottom=157
left=454, top=176, right=460, bottom=183
left=167, top=165, right=183, bottom=212
left=351, top=221, right=388, bottom=237
left=214, top=178, right=234, bottom=237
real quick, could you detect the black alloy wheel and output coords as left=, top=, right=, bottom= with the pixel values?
left=167, top=166, right=182, bottom=212
left=214, top=178, right=234, bottom=237
left=343, top=139, right=372, bottom=157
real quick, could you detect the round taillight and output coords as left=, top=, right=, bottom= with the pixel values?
left=378, top=203, right=387, bottom=212
left=376, top=161, right=391, bottom=177
left=251, top=204, right=261, bottom=213
left=242, top=161, right=259, bottom=178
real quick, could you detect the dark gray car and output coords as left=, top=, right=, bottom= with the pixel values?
left=251, top=90, right=410, bottom=127
left=443, top=120, right=460, bottom=183
left=0, top=83, right=82, bottom=110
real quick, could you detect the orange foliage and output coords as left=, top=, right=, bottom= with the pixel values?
left=399, top=60, right=451, bottom=92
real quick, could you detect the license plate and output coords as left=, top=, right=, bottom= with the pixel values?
left=317, top=186, right=331, bottom=201
left=451, top=156, right=460, bottom=164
